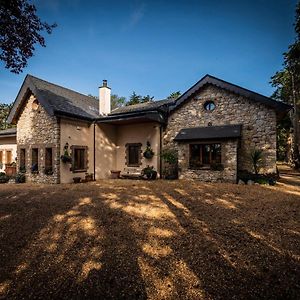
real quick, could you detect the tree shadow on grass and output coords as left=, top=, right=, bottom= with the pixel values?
left=0, top=180, right=299, bottom=299
left=0, top=184, right=147, bottom=299
left=156, top=182, right=300, bottom=299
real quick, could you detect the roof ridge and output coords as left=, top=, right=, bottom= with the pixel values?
left=27, top=74, right=97, bottom=103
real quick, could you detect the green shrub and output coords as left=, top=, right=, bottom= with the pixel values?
left=15, top=173, right=26, bottom=183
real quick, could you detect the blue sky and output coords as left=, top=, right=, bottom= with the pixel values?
left=0, top=0, right=298, bottom=104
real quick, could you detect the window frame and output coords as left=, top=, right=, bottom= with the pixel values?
left=204, top=100, right=216, bottom=112
left=125, top=143, right=142, bottom=167
left=71, top=145, right=88, bottom=173
left=189, top=142, right=222, bottom=169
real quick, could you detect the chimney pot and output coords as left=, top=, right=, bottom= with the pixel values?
left=99, top=79, right=111, bottom=115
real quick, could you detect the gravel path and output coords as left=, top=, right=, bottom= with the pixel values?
left=0, top=177, right=299, bottom=299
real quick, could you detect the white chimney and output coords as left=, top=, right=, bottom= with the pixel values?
left=99, top=79, right=111, bottom=115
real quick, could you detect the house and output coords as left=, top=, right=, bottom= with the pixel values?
left=2, top=74, right=290, bottom=183
left=0, top=128, right=17, bottom=173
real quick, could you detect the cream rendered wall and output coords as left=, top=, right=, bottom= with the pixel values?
left=115, top=122, right=161, bottom=176
left=0, top=136, right=17, bottom=172
left=60, top=119, right=94, bottom=183
left=95, top=124, right=117, bottom=179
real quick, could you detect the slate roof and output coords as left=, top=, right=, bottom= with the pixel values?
left=7, top=74, right=291, bottom=124
left=0, top=127, right=17, bottom=137
left=171, top=74, right=291, bottom=114
left=110, top=98, right=175, bottom=115
left=8, top=75, right=100, bottom=123
left=174, top=125, right=242, bottom=141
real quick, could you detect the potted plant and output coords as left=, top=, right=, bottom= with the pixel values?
left=19, top=165, right=26, bottom=173
left=44, top=167, right=53, bottom=175
left=31, top=163, right=39, bottom=174
left=0, top=172, right=9, bottom=184
left=15, top=172, right=26, bottom=183
left=160, top=149, right=178, bottom=179
left=142, top=165, right=157, bottom=180
left=143, top=141, right=154, bottom=159
left=73, top=177, right=81, bottom=183
left=85, top=173, right=94, bottom=181
left=61, top=150, right=72, bottom=163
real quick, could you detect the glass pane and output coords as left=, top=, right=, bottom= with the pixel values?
left=211, top=144, right=221, bottom=163
left=129, top=146, right=139, bottom=165
left=189, top=144, right=201, bottom=168
left=74, top=149, right=86, bottom=170
left=32, top=149, right=38, bottom=171
left=45, top=148, right=52, bottom=168
left=202, top=145, right=211, bottom=164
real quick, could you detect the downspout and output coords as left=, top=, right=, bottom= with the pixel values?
left=93, top=122, right=96, bottom=181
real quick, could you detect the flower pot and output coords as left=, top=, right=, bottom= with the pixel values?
left=143, top=151, right=154, bottom=159
left=73, top=177, right=81, bottom=184
left=111, top=170, right=121, bottom=179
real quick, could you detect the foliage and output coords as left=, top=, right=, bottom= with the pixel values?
left=0, top=0, right=56, bottom=74
left=249, top=149, right=263, bottom=175
left=143, top=141, right=154, bottom=159
left=160, top=149, right=178, bottom=165
left=88, top=94, right=126, bottom=110
left=271, top=2, right=300, bottom=167
left=15, top=172, right=25, bottom=183
left=277, top=115, right=292, bottom=161
left=111, top=94, right=126, bottom=110
left=167, top=91, right=181, bottom=99
left=44, top=167, right=53, bottom=176
left=0, top=172, right=9, bottom=183
left=31, top=163, right=38, bottom=173
left=0, top=103, right=14, bottom=130
left=142, top=165, right=157, bottom=180
left=126, top=92, right=154, bottom=106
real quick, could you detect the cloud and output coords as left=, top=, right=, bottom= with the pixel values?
left=123, top=1, right=146, bottom=31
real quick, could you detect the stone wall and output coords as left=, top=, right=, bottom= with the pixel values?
left=163, top=84, right=277, bottom=181
left=17, top=95, right=60, bottom=183
left=177, top=139, right=238, bottom=182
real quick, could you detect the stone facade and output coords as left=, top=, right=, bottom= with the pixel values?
left=17, top=95, right=60, bottom=183
left=163, top=84, right=277, bottom=182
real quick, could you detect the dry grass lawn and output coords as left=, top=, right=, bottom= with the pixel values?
left=0, top=176, right=299, bottom=299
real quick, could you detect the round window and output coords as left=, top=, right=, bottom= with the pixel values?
left=204, top=101, right=216, bottom=111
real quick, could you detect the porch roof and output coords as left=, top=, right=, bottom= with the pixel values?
left=174, top=124, right=242, bottom=141
left=0, top=128, right=17, bottom=138
left=97, top=111, right=166, bottom=125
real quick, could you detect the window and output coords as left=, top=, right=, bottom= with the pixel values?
left=31, top=148, right=39, bottom=172
left=189, top=143, right=221, bottom=169
left=20, top=149, right=26, bottom=172
left=72, top=146, right=87, bottom=172
left=6, top=151, right=12, bottom=164
left=126, top=143, right=142, bottom=167
left=204, top=101, right=216, bottom=111
left=0, top=151, right=3, bottom=165
left=45, top=148, right=53, bottom=174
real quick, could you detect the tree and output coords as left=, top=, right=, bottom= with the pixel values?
left=111, top=94, right=126, bottom=110
left=167, top=91, right=181, bottom=99
left=271, top=1, right=300, bottom=168
left=0, top=103, right=14, bottom=130
left=0, top=0, right=56, bottom=74
left=88, top=94, right=127, bottom=110
left=126, top=92, right=154, bottom=106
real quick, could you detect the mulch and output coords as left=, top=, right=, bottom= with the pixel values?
left=0, top=179, right=299, bottom=299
